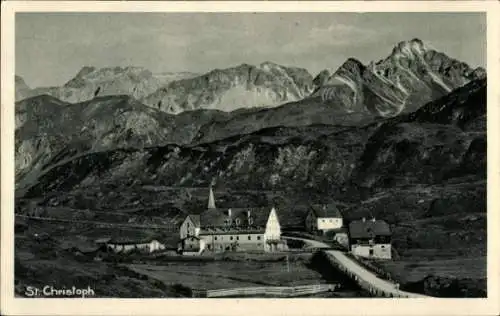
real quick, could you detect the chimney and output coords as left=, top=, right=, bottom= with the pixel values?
left=247, top=210, right=251, bottom=218
left=227, top=208, right=232, bottom=217
left=208, top=184, right=216, bottom=209
left=362, top=217, right=366, bottom=222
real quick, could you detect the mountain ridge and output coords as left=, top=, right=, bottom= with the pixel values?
left=311, top=39, right=485, bottom=118
left=141, top=62, right=314, bottom=113
left=15, top=67, right=198, bottom=103
left=20, top=78, right=486, bottom=198
left=15, top=38, right=485, bottom=117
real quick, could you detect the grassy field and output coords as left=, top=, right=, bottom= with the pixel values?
left=126, top=255, right=327, bottom=290
left=375, top=257, right=486, bottom=283
left=15, top=236, right=191, bottom=298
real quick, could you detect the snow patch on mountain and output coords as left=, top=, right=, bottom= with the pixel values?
left=215, top=85, right=292, bottom=112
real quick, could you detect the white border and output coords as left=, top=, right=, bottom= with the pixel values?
left=2, top=2, right=499, bottom=316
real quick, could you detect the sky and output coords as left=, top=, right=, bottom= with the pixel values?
left=16, top=12, right=486, bottom=88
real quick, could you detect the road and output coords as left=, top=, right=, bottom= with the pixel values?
left=282, top=236, right=430, bottom=298
left=325, top=249, right=429, bottom=298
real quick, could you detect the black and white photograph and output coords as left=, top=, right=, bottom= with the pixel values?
left=1, top=1, right=500, bottom=315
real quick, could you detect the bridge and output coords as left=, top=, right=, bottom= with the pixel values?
left=282, top=236, right=430, bottom=298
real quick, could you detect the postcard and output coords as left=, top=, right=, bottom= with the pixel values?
left=1, top=1, right=499, bottom=315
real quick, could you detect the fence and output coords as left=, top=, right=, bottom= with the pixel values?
left=193, top=284, right=339, bottom=298
left=345, top=253, right=397, bottom=283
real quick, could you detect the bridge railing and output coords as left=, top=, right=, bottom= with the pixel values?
left=324, top=251, right=428, bottom=298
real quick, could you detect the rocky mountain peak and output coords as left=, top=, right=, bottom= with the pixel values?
left=472, top=67, right=486, bottom=79
left=334, top=58, right=366, bottom=78
left=15, top=75, right=31, bottom=90
left=14, top=65, right=198, bottom=103
left=15, top=75, right=33, bottom=101
left=390, top=38, right=428, bottom=60
left=142, top=61, right=314, bottom=113
left=15, top=75, right=29, bottom=85
left=258, top=61, right=282, bottom=70
left=73, top=66, right=97, bottom=78
left=66, top=66, right=153, bottom=85
left=310, top=38, right=485, bottom=118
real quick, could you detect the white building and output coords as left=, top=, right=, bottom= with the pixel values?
left=104, top=238, right=166, bottom=254
left=305, top=204, right=343, bottom=234
left=348, top=218, right=392, bottom=260
left=179, top=185, right=283, bottom=253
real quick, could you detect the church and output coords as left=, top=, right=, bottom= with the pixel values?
left=178, top=185, right=283, bottom=254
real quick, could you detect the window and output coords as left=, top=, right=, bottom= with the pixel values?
left=236, top=236, right=239, bottom=240
left=214, top=236, right=218, bottom=241
left=329, top=219, right=333, bottom=223
left=248, top=236, right=251, bottom=240
left=257, top=236, right=261, bottom=240
left=235, top=218, right=241, bottom=225
left=230, top=236, right=233, bottom=240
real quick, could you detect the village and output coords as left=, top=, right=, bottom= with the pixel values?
left=52, top=184, right=419, bottom=298
left=90, top=185, right=393, bottom=261
left=16, top=181, right=435, bottom=298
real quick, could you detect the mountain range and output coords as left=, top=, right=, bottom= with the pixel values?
left=14, top=38, right=486, bottom=198
left=14, top=37, right=487, bottom=296
left=16, top=39, right=484, bottom=116
left=15, top=67, right=198, bottom=104
left=21, top=77, right=486, bottom=196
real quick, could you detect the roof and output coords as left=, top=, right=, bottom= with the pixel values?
left=103, top=230, right=160, bottom=245
left=108, top=239, right=152, bottom=245
left=310, top=204, right=342, bottom=218
left=199, top=207, right=273, bottom=229
left=199, top=227, right=266, bottom=235
left=77, top=245, right=101, bottom=253
left=95, top=237, right=111, bottom=244
left=348, top=219, right=391, bottom=239
left=181, top=236, right=200, bottom=241
left=188, top=214, right=201, bottom=227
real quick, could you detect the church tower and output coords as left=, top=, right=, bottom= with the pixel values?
left=208, top=183, right=216, bottom=209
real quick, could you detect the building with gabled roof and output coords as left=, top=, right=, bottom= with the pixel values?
left=94, top=234, right=166, bottom=254
left=305, top=204, right=343, bottom=234
left=348, top=218, right=392, bottom=260
left=179, top=184, right=282, bottom=253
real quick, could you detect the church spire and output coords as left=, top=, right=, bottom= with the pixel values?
left=208, top=183, right=216, bottom=209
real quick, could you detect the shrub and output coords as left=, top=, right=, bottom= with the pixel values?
left=171, top=283, right=192, bottom=297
